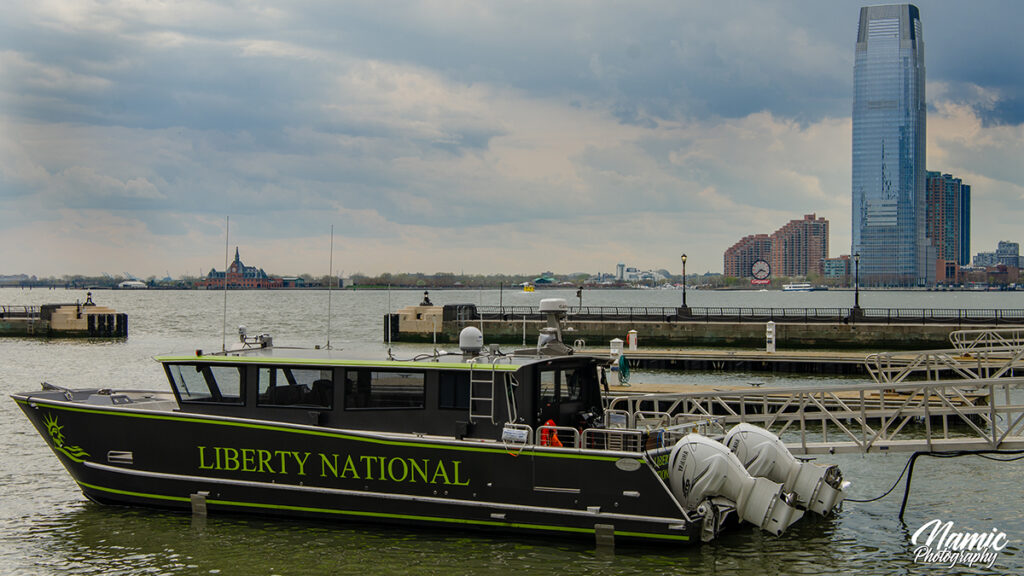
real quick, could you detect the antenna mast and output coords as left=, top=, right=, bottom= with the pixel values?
left=326, top=225, right=334, bottom=349
left=221, top=215, right=230, bottom=353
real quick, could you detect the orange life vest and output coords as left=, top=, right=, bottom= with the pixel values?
left=540, top=419, right=563, bottom=447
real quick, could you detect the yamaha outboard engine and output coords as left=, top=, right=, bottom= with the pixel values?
left=724, top=423, right=848, bottom=515
left=667, top=434, right=803, bottom=539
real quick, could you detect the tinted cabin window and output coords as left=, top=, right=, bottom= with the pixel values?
left=438, top=371, right=470, bottom=410
left=169, top=364, right=244, bottom=404
left=345, top=370, right=424, bottom=409
left=560, top=368, right=584, bottom=402
left=258, top=367, right=333, bottom=408
left=539, top=370, right=557, bottom=407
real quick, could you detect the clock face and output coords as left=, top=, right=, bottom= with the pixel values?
left=751, top=259, right=771, bottom=280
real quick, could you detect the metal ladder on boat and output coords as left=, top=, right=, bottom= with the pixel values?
left=469, top=362, right=497, bottom=424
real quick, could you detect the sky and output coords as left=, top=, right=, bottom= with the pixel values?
left=2, top=1, right=1023, bottom=279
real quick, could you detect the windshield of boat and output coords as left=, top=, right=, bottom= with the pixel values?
left=167, top=363, right=244, bottom=404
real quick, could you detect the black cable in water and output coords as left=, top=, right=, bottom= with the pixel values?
left=846, top=454, right=916, bottom=503
left=845, top=449, right=1024, bottom=521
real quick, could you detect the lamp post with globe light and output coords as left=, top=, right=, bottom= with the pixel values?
left=681, top=254, right=688, bottom=309
left=854, top=253, right=861, bottom=310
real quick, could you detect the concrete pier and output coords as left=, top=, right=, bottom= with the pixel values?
left=0, top=297, right=128, bottom=338
left=385, top=304, right=1002, bottom=350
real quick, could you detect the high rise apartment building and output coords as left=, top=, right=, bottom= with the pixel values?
left=925, top=171, right=971, bottom=284
left=852, top=4, right=932, bottom=286
left=723, top=234, right=772, bottom=279
left=958, top=182, right=971, bottom=265
left=723, top=215, right=829, bottom=279
left=770, top=214, right=829, bottom=277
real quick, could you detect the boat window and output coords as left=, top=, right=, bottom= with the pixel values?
left=258, top=367, right=333, bottom=408
left=560, top=368, right=584, bottom=402
left=345, top=370, right=425, bottom=410
left=539, top=370, right=557, bottom=406
left=438, top=371, right=470, bottom=410
left=168, top=364, right=244, bottom=404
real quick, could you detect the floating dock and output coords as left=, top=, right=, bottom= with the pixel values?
left=0, top=295, right=127, bottom=338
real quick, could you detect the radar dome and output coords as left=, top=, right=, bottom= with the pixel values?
left=459, top=326, right=484, bottom=355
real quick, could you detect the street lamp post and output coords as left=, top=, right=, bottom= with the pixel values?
left=854, top=252, right=861, bottom=310
left=681, top=253, right=688, bottom=309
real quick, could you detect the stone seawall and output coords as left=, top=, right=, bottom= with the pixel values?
left=388, top=317, right=982, bottom=350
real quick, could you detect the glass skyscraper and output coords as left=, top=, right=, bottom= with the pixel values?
left=852, top=4, right=933, bottom=286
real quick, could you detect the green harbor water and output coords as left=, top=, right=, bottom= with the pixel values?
left=1, top=287, right=1021, bottom=575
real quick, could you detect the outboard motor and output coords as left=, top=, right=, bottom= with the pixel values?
left=667, top=434, right=803, bottom=539
left=724, top=423, right=848, bottom=516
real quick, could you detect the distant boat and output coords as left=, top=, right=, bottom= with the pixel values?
left=522, top=284, right=535, bottom=292
left=117, top=280, right=148, bottom=289
left=782, top=283, right=826, bottom=292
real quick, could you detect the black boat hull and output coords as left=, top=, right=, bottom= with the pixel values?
left=14, top=391, right=698, bottom=545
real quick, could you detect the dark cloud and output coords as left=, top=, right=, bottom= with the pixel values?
left=1, top=1, right=1023, bottom=276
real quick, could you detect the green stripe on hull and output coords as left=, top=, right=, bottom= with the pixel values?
left=76, top=480, right=689, bottom=542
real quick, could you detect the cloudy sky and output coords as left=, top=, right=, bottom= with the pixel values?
left=2, top=1, right=1022, bottom=279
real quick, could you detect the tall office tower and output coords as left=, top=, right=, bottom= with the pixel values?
left=852, top=4, right=932, bottom=285
left=770, top=214, right=830, bottom=277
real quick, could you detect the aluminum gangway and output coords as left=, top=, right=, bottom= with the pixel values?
left=866, top=327, right=1024, bottom=384
left=605, top=377, right=1024, bottom=455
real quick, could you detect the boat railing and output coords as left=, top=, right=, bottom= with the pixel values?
left=634, top=410, right=673, bottom=429
left=581, top=428, right=645, bottom=452
left=604, top=409, right=632, bottom=429
left=535, top=424, right=581, bottom=448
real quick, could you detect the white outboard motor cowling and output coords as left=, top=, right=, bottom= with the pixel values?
left=724, top=423, right=848, bottom=515
left=667, top=434, right=803, bottom=537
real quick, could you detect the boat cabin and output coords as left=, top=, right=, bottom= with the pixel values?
left=157, top=347, right=608, bottom=441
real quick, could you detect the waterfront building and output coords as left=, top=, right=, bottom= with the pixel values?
left=197, top=247, right=284, bottom=289
left=770, top=214, right=829, bottom=277
left=997, top=241, right=1021, bottom=268
left=926, top=171, right=971, bottom=282
left=852, top=4, right=932, bottom=286
left=724, top=234, right=772, bottom=279
left=823, top=256, right=852, bottom=280
left=959, top=182, right=971, bottom=265
left=974, top=252, right=998, bottom=267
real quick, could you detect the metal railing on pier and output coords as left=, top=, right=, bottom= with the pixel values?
left=0, top=305, right=40, bottom=319
left=453, top=304, right=1024, bottom=325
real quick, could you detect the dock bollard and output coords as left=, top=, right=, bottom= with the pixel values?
left=766, top=321, right=776, bottom=353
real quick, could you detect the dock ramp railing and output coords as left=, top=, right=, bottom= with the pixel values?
left=867, top=327, right=1024, bottom=384
left=605, top=377, right=1024, bottom=455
